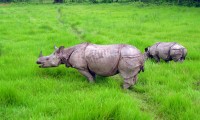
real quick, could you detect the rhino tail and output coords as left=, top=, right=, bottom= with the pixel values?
left=184, top=48, right=187, bottom=56
left=142, top=66, right=144, bottom=72
left=140, top=55, right=145, bottom=72
left=183, top=48, right=187, bottom=59
left=140, top=65, right=144, bottom=72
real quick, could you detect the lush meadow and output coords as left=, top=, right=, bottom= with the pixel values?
left=0, top=3, right=200, bottom=120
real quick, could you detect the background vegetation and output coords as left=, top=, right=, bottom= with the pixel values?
left=0, top=0, right=200, bottom=7
left=0, top=3, right=200, bottom=120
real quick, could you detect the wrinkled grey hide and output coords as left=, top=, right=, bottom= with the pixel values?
left=144, top=42, right=187, bottom=62
left=36, top=43, right=144, bottom=89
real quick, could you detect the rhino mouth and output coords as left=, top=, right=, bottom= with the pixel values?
left=37, top=63, right=57, bottom=68
left=36, top=61, right=45, bottom=68
left=38, top=63, right=44, bottom=68
left=39, top=64, right=44, bottom=68
left=38, top=64, right=50, bottom=68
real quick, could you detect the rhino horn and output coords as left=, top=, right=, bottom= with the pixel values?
left=54, top=45, right=58, bottom=50
left=39, top=51, right=43, bottom=57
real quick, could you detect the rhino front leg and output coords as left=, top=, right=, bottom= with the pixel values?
left=153, top=55, right=160, bottom=63
left=78, top=69, right=95, bottom=83
left=172, top=55, right=182, bottom=62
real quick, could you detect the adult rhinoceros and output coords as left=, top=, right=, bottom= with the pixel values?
left=36, top=43, right=144, bottom=89
left=144, top=42, right=187, bottom=62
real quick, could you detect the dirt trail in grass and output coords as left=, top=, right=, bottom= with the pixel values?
left=57, top=7, right=86, bottom=42
left=57, top=7, right=65, bottom=25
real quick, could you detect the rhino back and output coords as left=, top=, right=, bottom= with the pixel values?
left=156, top=42, right=176, bottom=60
left=85, top=44, right=121, bottom=76
left=120, top=45, right=141, bottom=57
left=171, top=43, right=184, bottom=49
left=183, top=48, right=187, bottom=57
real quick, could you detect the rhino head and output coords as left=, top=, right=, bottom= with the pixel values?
left=144, top=47, right=153, bottom=60
left=36, top=46, right=64, bottom=68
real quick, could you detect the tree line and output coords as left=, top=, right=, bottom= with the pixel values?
left=0, top=0, right=200, bottom=6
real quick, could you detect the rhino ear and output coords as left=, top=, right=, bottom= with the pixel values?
left=57, top=46, right=64, bottom=54
left=145, top=47, right=148, bottom=52
left=39, top=51, right=43, bottom=57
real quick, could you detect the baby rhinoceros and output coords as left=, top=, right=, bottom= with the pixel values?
left=36, top=43, right=145, bottom=89
left=144, top=42, right=187, bottom=62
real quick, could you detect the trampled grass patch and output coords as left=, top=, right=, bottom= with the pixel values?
left=0, top=3, right=200, bottom=120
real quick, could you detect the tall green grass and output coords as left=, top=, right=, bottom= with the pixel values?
left=0, top=3, right=200, bottom=120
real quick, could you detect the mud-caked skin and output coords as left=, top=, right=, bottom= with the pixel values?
left=144, top=42, right=187, bottom=62
left=36, top=43, right=145, bottom=89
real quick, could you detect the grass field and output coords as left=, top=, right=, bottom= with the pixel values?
left=0, top=3, right=200, bottom=120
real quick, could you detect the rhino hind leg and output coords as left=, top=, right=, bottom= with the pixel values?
left=172, top=54, right=182, bottom=62
left=78, top=69, right=95, bottom=83
left=122, top=75, right=138, bottom=89
left=119, top=63, right=141, bottom=89
left=180, top=56, right=186, bottom=62
left=123, top=77, right=134, bottom=89
left=165, top=60, right=170, bottom=63
left=170, top=49, right=185, bottom=62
